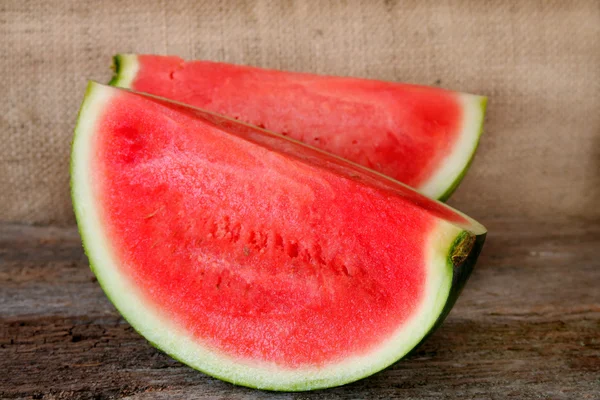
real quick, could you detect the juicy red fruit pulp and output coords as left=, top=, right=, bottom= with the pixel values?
left=94, top=90, right=447, bottom=368
left=130, top=55, right=463, bottom=189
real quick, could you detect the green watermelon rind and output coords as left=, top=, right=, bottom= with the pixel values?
left=108, top=54, right=486, bottom=202
left=437, top=97, right=487, bottom=202
left=109, top=54, right=139, bottom=88
left=71, top=82, right=486, bottom=391
left=407, top=231, right=486, bottom=358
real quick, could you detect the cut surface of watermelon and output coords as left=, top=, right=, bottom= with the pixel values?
left=71, top=82, right=486, bottom=390
left=110, top=54, right=486, bottom=200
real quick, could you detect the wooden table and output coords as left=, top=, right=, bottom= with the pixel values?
left=1, top=218, right=598, bottom=399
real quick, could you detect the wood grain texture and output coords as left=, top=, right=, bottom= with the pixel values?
left=1, top=219, right=599, bottom=399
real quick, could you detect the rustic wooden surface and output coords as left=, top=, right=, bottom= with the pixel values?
left=1, top=218, right=599, bottom=399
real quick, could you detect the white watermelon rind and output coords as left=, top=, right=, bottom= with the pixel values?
left=71, top=82, right=486, bottom=391
left=108, top=54, right=139, bottom=88
left=432, top=95, right=487, bottom=202
left=108, top=53, right=487, bottom=202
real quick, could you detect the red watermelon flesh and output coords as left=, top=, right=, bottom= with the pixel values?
left=71, top=82, right=486, bottom=390
left=109, top=54, right=487, bottom=200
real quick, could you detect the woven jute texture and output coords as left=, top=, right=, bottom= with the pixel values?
left=1, top=0, right=598, bottom=225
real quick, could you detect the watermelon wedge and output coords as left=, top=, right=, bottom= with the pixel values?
left=71, top=82, right=487, bottom=391
left=109, top=54, right=487, bottom=200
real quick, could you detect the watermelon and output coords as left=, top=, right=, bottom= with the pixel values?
left=109, top=54, right=487, bottom=200
left=71, top=82, right=486, bottom=391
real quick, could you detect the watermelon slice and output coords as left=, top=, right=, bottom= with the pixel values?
left=71, top=82, right=486, bottom=391
left=109, top=54, right=487, bottom=200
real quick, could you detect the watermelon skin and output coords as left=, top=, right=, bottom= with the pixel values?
left=71, top=82, right=486, bottom=391
left=109, top=54, right=487, bottom=201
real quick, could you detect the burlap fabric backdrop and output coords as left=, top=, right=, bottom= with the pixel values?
left=1, top=0, right=598, bottom=225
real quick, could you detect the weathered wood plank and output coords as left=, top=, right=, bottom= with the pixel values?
left=1, top=219, right=599, bottom=399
